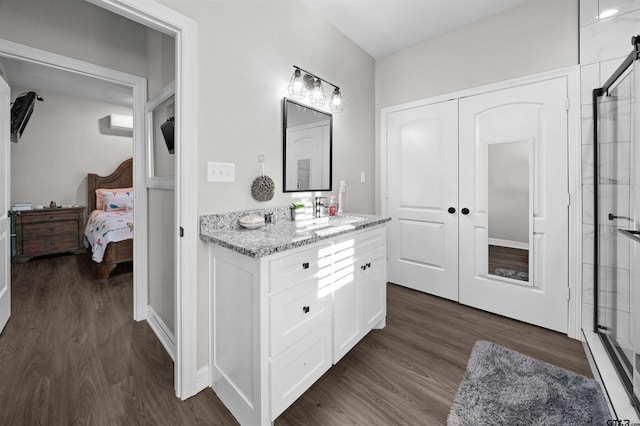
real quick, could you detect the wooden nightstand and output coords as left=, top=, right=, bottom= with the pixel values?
left=12, top=206, right=86, bottom=263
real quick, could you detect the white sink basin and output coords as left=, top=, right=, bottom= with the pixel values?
left=328, top=216, right=365, bottom=227
left=313, top=216, right=365, bottom=236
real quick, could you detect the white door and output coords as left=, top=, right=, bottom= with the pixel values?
left=0, top=75, right=10, bottom=335
left=386, top=100, right=459, bottom=301
left=286, top=122, right=330, bottom=191
left=458, top=77, right=569, bottom=333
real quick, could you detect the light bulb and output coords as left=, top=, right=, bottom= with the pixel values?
left=287, top=69, right=306, bottom=99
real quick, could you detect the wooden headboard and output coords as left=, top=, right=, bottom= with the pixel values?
left=87, top=158, right=133, bottom=211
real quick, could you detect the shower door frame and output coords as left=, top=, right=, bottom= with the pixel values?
left=592, top=34, right=640, bottom=415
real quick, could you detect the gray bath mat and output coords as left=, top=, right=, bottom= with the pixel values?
left=494, top=268, right=529, bottom=282
left=447, top=341, right=610, bottom=425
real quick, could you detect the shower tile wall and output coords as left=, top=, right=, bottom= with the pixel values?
left=580, top=0, right=640, bottom=339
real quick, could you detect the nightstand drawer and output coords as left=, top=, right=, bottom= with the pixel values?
left=22, top=234, right=79, bottom=255
left=22, top=220, right=77, bottom=238
left=20, top=211, right=80, bottom=224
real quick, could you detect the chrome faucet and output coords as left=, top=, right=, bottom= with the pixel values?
left=314, top=197, right=327, bottom=218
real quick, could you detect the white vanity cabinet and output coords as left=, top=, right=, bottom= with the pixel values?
left=208, top=225, right=387, bottom=426
left=332, top=228, right=386, bottom=362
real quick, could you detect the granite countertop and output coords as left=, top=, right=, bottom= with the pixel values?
left=200, top=209, right=390, bottom=258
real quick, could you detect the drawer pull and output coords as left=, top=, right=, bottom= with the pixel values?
left=302, top=262, right=309, bottom=270
left=302, top=306, right=310, bottom=314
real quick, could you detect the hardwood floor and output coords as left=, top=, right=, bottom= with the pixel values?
left=488, top=245, right=529, bottom=275
left=0, top=254, right=592, bottom=425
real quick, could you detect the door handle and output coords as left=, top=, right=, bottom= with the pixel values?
left=461, top=208, right=470, bottom=215
left=448, top=207, right=456, bottom=214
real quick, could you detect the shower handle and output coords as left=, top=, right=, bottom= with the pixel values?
left=608, top=213, right=632, bottom=221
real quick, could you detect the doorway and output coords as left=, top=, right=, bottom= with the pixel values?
left=0, top=0, right=199, bottom=397
left=383, top=70, right=580, bottom=335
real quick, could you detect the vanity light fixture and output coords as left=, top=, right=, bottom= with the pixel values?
left=309, top=78, right=326, bottom=107
left=287, top=65, right=344, bottom=112
left=330, top=88, right=343, bottom=112
left=287, top=68, right=306, bottom=99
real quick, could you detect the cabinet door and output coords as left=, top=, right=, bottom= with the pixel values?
left=332, top=239, right=362, bottom=363
left=362, top=248, right=386, bottom=332
left=333, top=274, right=362, bottom=362
left=270, top=322, right=332, bottom=420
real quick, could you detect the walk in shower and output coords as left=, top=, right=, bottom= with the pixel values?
left=593, top=36, right=640, bottom=415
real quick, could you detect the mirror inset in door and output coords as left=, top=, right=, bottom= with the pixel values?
left=487, top=140, right=530, bottom=282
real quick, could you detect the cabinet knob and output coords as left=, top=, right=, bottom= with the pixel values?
left=50, top=240, right=55, bottom=245
left=361, top=265, right=367, bottom=270
left=302, top=262, right=309, bottom=269
left=461, top=208, right=470, bottom=215
left=448, top=207, right=456, bottom=214
left=366, top=263, right=371, bottom=268
left=302, top=306, right=310, bottom=314
left=49, top=226, right=55, bottom=231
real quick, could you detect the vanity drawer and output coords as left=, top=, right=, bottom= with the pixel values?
left=270, top=321, right=332, bottom=421
left=268, top=242, right=332, bottom=293
left=270, top=277, right=331, bottom=356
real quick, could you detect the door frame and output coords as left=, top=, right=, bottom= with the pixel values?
left=85, top=0, right=199, bottom=400
left=381, top=66, right=582, bottom=339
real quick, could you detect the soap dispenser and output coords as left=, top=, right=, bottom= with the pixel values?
left=329, top=196, right=337, bottom=216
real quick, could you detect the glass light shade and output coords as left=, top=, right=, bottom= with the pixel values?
left=309, top=78, right=326, bottom=107
left=330, top=88, right=343, bottom=112
left=287, top=69, right=306, bottom=99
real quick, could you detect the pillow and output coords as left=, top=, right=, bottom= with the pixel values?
left=102, top=190, right=134, bottom=211
left=95, top=187, right=132, bottom=210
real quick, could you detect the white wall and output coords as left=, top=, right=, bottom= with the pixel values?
left=374, top=0, right=579, bottom=213
left=155, top=0, right=376, bottom=368
left=10, top=87, right=133, bottom=207
left=0, top=0, right=148, bottom=77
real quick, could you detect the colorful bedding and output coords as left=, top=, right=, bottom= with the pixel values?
left=85, top=209, right=134, bottom=262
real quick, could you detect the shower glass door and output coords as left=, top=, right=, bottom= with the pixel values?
left=595, top=56, right=640, bottom=413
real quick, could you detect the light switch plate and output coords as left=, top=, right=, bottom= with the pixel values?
left=207, top=162, right=235, bottom=182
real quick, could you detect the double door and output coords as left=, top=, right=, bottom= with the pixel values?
left=386, top=77, right=569, bottom=333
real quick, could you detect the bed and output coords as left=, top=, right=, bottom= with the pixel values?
left=85, top=158, right=134, bottom=279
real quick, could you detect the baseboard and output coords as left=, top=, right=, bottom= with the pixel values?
left=197, top=365, right=210, bottom=392
left=488, top=238, right=529, bottom=250
left=146, top=304, right=176, bottom=362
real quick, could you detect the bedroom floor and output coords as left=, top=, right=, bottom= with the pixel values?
left=0, top=253, right=592, bottom=425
